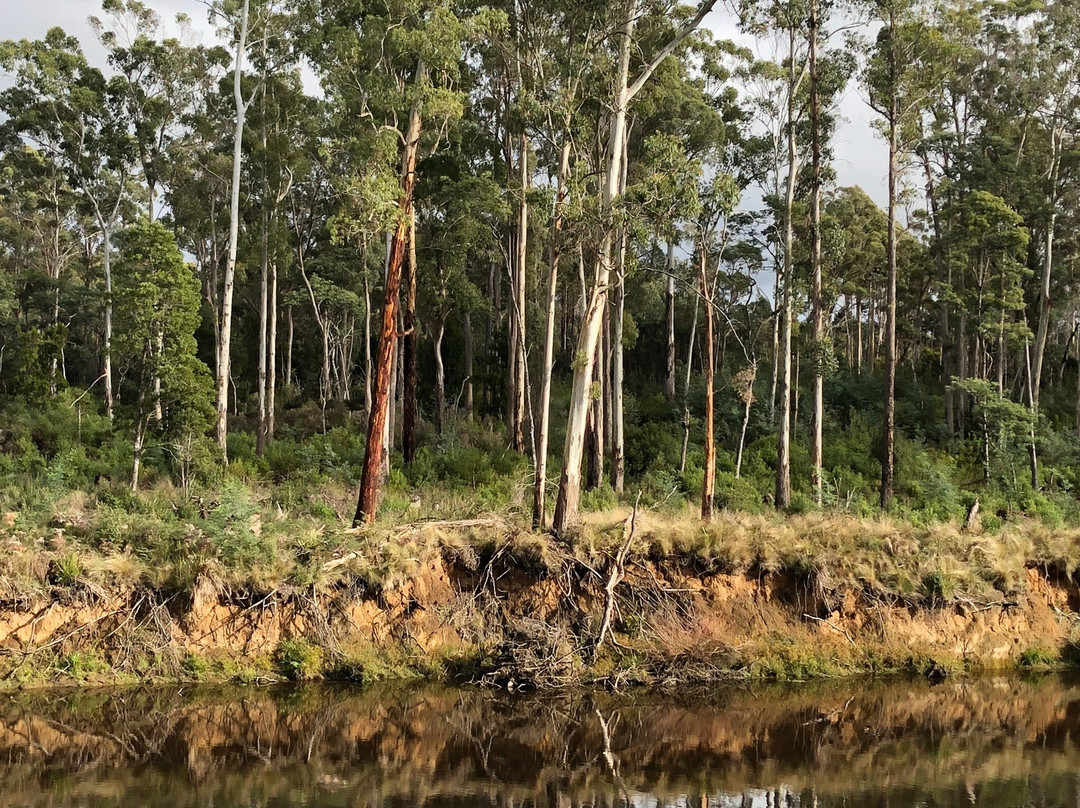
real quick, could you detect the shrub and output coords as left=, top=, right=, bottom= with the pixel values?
left=276, top=639, right=324, bottom=681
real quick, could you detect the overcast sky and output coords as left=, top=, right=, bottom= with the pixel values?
left=4, top=0, right=889, bottom=209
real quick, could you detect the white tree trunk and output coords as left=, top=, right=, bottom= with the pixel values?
left=552, top=0, right=635, bottom=534
left=215, top=0, right=252, bottom=461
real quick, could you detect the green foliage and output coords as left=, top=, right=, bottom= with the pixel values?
left=275, top=639, right=324, bottom=681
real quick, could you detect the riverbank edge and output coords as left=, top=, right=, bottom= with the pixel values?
left=5, top=514, right=1080, bottom=689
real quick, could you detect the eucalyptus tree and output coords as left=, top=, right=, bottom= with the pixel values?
left=300, top=0, right=487, bottom=523
left=1005, top=1, right=1080, bottom=417
left=695, top=172, right=740, bottom=519
left=0, top=147, right=83, bottom=393
left=552, top=0, right=721, bottom=536
left=0, top=28, right=137, bottom=419
left=735, top=0, right=811, bottom=510
left=613, top=32, right=733, bottom=495
left=864, top=0, right=949, bottom=509
left=207, top=0, right=291, bottom=460
left=805, top=0, right=856, bottom=504
left=90, top=0, right=228, bottom=222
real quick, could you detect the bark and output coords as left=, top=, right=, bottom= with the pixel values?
left=775, top=24, right=801, bottom=511
left=735, top=370, right=754, bottom=480
left=510, top=133, right=529, bottom=454
left=679, top=296, right=698, bottom=474
left=131, top=417, right=146, bottom=493
left=256, top=206, right=269, bottom=457
left=268, top=256, right=277, bottom=442
left=769, top=260, right=780, bottom=416
left=215, top=0, right=252, bottom=461
left=285, top=307, right=294, bottom=389
left=881, top=27, right=899, bottom=511
left=586, top=318, right=606, bottom=492
left=363, top=273, right=373, bottom=414
left=611, top=248, right=627, bottom=494
left=298, top=242, right=331, bottom=426
left=402, top=206, right=419, bottom=465
left=103, top=227, right=114, bottom=420
left=664, top=240, right=677, bottom=403
left=533, top=133, right=570, bottom=529
left=353, top=62, right=425, bottom=526
left=463, top=312, right=474, bottom=420
left=855, top=295, right=863, bottom=374
left=808, top=0, right=824, bottom=506
left=700, top=244, right=715, bottom=521
left=1031, top=127, right=1061, bottom=415
left=922, top=151, right=953, bottom=434
left=434, top=315, right=446, bottom=436
left=552, top=0, right=718, bottom=535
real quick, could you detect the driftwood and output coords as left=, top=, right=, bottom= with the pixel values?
left=594, top=492, right=641, bottom=658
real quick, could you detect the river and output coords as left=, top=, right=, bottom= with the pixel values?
left=1, top=675, right=1079, bottom=806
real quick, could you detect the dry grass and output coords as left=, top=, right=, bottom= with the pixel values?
left=575, top=505, right=1080, bottom=606
left=6, top=488, right=1080, bottom=612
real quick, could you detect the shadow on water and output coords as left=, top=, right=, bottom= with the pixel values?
left=2, top=675, right=1080, bottom=806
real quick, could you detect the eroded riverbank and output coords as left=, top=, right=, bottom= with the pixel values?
left=3, top=521, right=1080, bottom=686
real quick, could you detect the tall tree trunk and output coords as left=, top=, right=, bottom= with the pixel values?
left=679, top=296, right=698, bottom=474
left=102, top=226, right=114, bottom=420
left=298, top=247, right=330, bottom=427
left=808, top=0, right=824, bottom=506
left=664, top=240, right=677, bottom=403
left=700, top=243, right=715, bottom=520
left=770, top=265, right=780, bottom=416
left=735, top=366, right=756, bottom=480
left=215, top=0, right=252, bottom=461
left=402, top=206, right=419, bottom=465
left=285, top=306, right=294, bottom=389
left=363, top=273, right=373, bottom=414
left=855, top=295, right=863, bottom=374
left=775, top=27, right=800, bottom=511
left=268, top=257, right=277, bottom=442
left=586, top=312, right=606, bottom=492
left=354, top=61, right=425, bottom=525
left=463, top=311, right=474, bottom=420
left=611, top=240, right=627, bottom=494
left=1032, top=128, right=1061, bottom=416
left=921, top=152, right=952, bottom=433
left=434, top=315, right=446, bottom=436
left=881, top=22, right=899, bottom=511
left=552, top=0, right=717, bottom=534
left=256, top=206, right=269, bottom=457
left=131, top=417, right=146, bottom=493
left=611, top=125, right=629, bottom=494
left=510, top=133, right=529, bottom=454
left=533, top=133, right=570, bottom=529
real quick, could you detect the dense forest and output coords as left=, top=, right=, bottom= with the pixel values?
left=2, top=0, right=1079, bottom=542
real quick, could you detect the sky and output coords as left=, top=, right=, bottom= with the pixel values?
left=3, top=0, right=889, bottom=209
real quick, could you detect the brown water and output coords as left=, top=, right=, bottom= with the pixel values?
left=2, top=675, right=1080, bottom=806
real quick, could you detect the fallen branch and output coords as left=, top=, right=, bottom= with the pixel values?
left=321, top=553, right=358, bottom=573
left=803, top=612, right=857, bottom=647
left=594, top=492, right=641, bottom=659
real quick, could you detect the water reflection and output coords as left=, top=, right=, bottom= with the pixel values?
left=1, top=676, right=1079, bottom=807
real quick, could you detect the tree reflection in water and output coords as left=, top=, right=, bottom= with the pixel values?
left=0, top=675, right=1079, bottom=807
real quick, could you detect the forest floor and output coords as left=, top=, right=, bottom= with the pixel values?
left=4, top=501, right=1080, bottom=688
